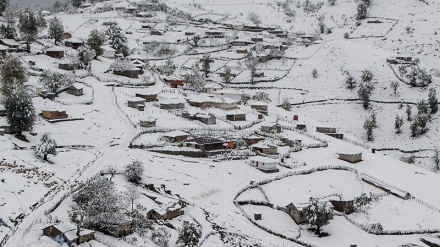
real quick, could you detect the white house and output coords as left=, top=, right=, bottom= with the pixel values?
left=248, top=156, right=279, bottom=173
left=101, top=46, right=116, bottom=58
left=204, top=82, right=223, bottom=94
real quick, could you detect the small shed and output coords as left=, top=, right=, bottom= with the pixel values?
left=159, top=99, right=185, bottom=110
left=251, top=101, right=268, bottom=115
left=63, top=32, right=72, bottom=40
left=128, top=97, right=146, bottom=108
left=67, top=83, right=84, bottom=96
left=296, top=122, right=306, bottom=131
left=162, top=130, right=190, bottom=142
left=135, top=91, right=158, bottom=102
left=42, top=110, right=68, bottom=119
left=226, top=110, right=246, bottom=121
left=166, top=74, right=184, bottom=88
left=65, top=38, right=84, bottom=49
left=248, top=156, right=279, bottom=173
left=0, top=118, right=16, bottom=134
left=46, top=46, right=64, bottom=58
left=0, top=39, right=21, bottom=51
left=101, top=46, right=116, bottom=58
left=337, top=149, right=363, bottom=163
left=329, top=199, right=355, bottom=214
left=243, top=135, right=265, bottom=145
left=139, top=117, right=156, bottom=128
left=42, top=223, right=95, bottom=246
left=260, top=123, right=281, bottom=133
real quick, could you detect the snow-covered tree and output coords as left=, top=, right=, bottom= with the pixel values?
left=106, top=23, right=129, bottom=57
left=247, top=11, right=261, bottom=26
left=18, top=8, right=46, bottom=53
left=253, top=91, right=271, bottom=102
left=406, top=65, right=432, bottom=87
left=0, top=0, right=7, bottom=16
left=394, top=115, right=403, bottom=134
left=358, top=83, right=372, bottom=109
left=78, top=44, right=96, bottom=67
left=328, top=0, right=337, bottom=5
left=0, top=6, right=17, bottom=39
left=428, top=88, right=438, bottom=114
left=223, top=66, right=233, bottom=83
left=155, top=58, right=176, bottom=76
left=124, top=160, right=144, bottom=184
left=241, top=93, right=251, bottom=105
left=39, top=71, right=75, bottom=94
left=302, top=197, right=332, bottom=235
left=356, top=2, right=368, bottom=20
left=176, top=223, right=201, bottom=247
left=345, top=73, right=357, bottom=89
left=151, top=227, right=170, bottom=247
left=406, top=104, right=412, bottom=121
left=70, top=175, right=125, bottom=231
left=201, top=54, right=211, bottom=77
left=411, top=99, right=430, bottom=137
left=281, top=98, right=291, bottom=111
left=390, top=81, right=399, bottom=95
left=184, top=62, right=205, bottom=91
left=361, top=69, right=374, bottom=83
left=3, top=86, right=36, bottom=136
left=109, top=58, right=134, bottom=74
left=363, top=113, right=377, bottom=141
left=0, top=55, right=26, bottom=95
left=124, top=184, right=140, bottom=215
left=48, top=16, right=64, bottom=44
left=34, top=133, right=57, bottom=161
left=354, top=193, right=372, bottom=213
left=87, top=29, right=105, bottom=57
left=312, top=68, right=318, bottom=78
left=245, top=52, right=260, bottom=84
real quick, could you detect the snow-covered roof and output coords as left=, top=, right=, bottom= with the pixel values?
left=0, top=105, right=5, bottom=111
left=41, top=10, right=51, bottom=15
left=226, top=109, right=245, bottom=115
left=248, top=156, right=278, bottom=163
left=186, top=94, right=217, bottom=103
left=0, top=39, right=21, bottom=46
left=70, top=83, right=84, bottom=90
left=127, top=54, right=144, bottom=60
left=163, top=130, right=190, bottom=138
left=251, top=101, right=269, bottom=106
left=101, top=45, right=116, bottom=52
left=64, top=229, right=94, bottom=241
left=44, top=223, right=76, bottom=233
left=160, top=98, right=185, bottom=104
left=166, top=74, right=184, bottom=81
left=213, top=89, right=242, bottom=95
left=336, top=147, right=363, bottom=155
left=131, top=59, right=145, bottom=66
left=46, top=46, right=64, bottom=52
left=251, top=142, right=275, bottom=149
left=66, top=38, right=83, bottom=43
left=204, top=82, right=223, bottom=89
left=140, top=116, right=156, bottom=122
left=128, top=97, right=146, bottom=102
left=0, top=44, right=8, bottom=50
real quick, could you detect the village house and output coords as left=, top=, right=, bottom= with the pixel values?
left=329, top=198, right=355, bottom=214
left=182, top=137, right=225, bottom=151
left=316, top=126, right=337, bottom=133
left=139, top=117, right=156, bottom=128
left=67, top=83, right=84, bottom=96
left=337, top=149, right=363, bottom=163
left=114, top=68, right=140, bottom=79
left=101, top=46, right=116, bottom=58
left=182, top=111, right=216, bottom=125
left=251, top=36, right=264, bottom=42
left=213, top=97, right=238, bottom=110
left=151, top=30, right=164, bottom=35
left=204, top=82, right=223, bottom=94
left=230, top=39, right=255, bottom=46
left=59, top=62, right=82, bottom=71
left=251, top=142, right=278, bottom=155
left=42, top=109, right=68, bottom=120
left=250, top=101, right=269, bottom=115
left=0, top=39, right=21, bottom=52
left=125, top=5, right=137, bottom=13
left=147, top=200, right=187, bottom=221
left=159, top=99, right=185, bottom=110
left=64, top=38, right=84, bottom=49
left=162, top=130, right=190, bottom=142
left=131, top=59, right=146, bottom=73
left=186, top=95, right=215, bottom=108
left=243, top=135, right=265, bottom=145
left=281, top=137, right=301, bottom=147
left=136, top=11, right=153, bottom=18
left=42, top=223, right=95, bottom=246
left=46, top=46, right=65, bottom=58
left=0, top=45, right=7, bottom=55
left=205, top=30, right=225, bottom=38
left=236, top=49, right=248, bottom=54
left=135, top=91, right=158, bottom=102
left=260, top=122, right=281, bottom=133
left=165, top=74, right=184, bottom=88
left=127, top=97, right=146, bottom=108
left=185, top=31, right=195, bottom=36
left=226, top=110, right=246, bottom=121
left=248, top=156, right=279, bottom=173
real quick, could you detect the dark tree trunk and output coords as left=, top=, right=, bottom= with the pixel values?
left=43, top=153, right=48, bottom=161
left=26, top=42, right=31, bottom=53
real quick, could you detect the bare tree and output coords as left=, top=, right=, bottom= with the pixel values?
left=247, top=12, right=262, bottom=26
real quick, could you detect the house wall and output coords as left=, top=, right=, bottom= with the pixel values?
left=128, top=101, right=145, bottom=108
left=316, top=127, right=336, bottom=133
left=197, top=116, right=216, bottom=125
left=140, top=121, right=156, bottom=128
left=135, top=93, right=157, bottom=102
left=214, top=102, right=237, bottom=110
left=251, top=105, right=268, bottom=112
left=329, top=200, right=354, bottom=214
left=168, top=80, right=183, bottom=88
left=42, top=111, right=67, bottom=119
left=339, top=153, right=362, bottom=163
left=67, top=88, right=84, bottom=96
left=226, top=114, right=246, bottom=121
left=286, top=206, right=307, bottom=224
left=46, top=51, right=64, bottom=59
left=42, top=226, right=63, bottom=237
left=160, top=103, right=185, bottom=110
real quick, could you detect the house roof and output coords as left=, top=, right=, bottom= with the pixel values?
left=43, top=223, right=76, bottom=233
left=337, top=147, right=363, bottom=155
left=185, top=137, right=224, bottom=145
left=70, top=83, right=84, bottom=90
left=101, top=45, right=116, bottom=51
left=163, top=130, right=190, bottom=138
left=140, top=116, right=156, bottom=122
left=160, top=98, right=185, bottom=104
left=64, top=229, right=95, bottom=241
left=226, top=109, right=245, bottom=115
left=0, top=39, right=21, bottom=46
left=128, top=97, right=146, bottom=102
left=166, top=74, right=184, bottom=81
left=0, top=105, right=5, bottom=111
left=213, top=89, right=242, bottom=95
left=204, top=82, right=223, bottom=89
left=0, top=44, right=8, bottom=50
left=251, top=142, right=275, bottom=149
left=248, top=156, right=278, bottom=163
left=66, top=38, right=83, bottom=43
left=46, top=46, right=64, bottom=52
left=251, top=101, right=269, bottom=106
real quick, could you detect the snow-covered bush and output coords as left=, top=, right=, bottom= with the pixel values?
left=124, top=160, right=145, bottom=183
left=34, top=133, right=57, bottom=161
left=302, top=197, right=332, bottom=235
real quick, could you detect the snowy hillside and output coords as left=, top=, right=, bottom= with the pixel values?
left=1, top=0, right=440, bottom=246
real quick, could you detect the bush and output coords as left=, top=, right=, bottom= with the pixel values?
left=124, top=160, right=145, bottom=183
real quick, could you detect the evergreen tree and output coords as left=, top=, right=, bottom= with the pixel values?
left=34, top=133, right=57, bottom=161
left=71, top=0, right=83, bottom=8
left=394, top=115, right=403, bottom=134
left=0, top=6, right=17, bottom=39
left=405, top=104, right=412, bottom=121
left=201, top=54, right=211, bottom=77
left=124, top=160, right=144, bottom=184
left=0, top=55, right=26, bottom=96
left=176, top=223, right=201, bottom=247
left=87, top=29, right=105, bottom=58
left=184, top=62, right=204, bottom=91
left=361, top=69, right=374, bottom=83
left=106, top=23, right=129, bottom=57
left=312, top=68, right=318, bottom=78
left=281, top=98, right=291, bottom=111
left=428, top=88, right=438, bottom=114
left=48, top=16, right=64, bottom=44
left=303, top=197, right=332, bottom=235
left=356, top=2, right=368, bottom=20
left=4, top=86, right=36, bottom=136
left=18, top=8, right=44, bottom=53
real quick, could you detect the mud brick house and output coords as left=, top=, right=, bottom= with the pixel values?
left=182, top=137, right=225, bottom=151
